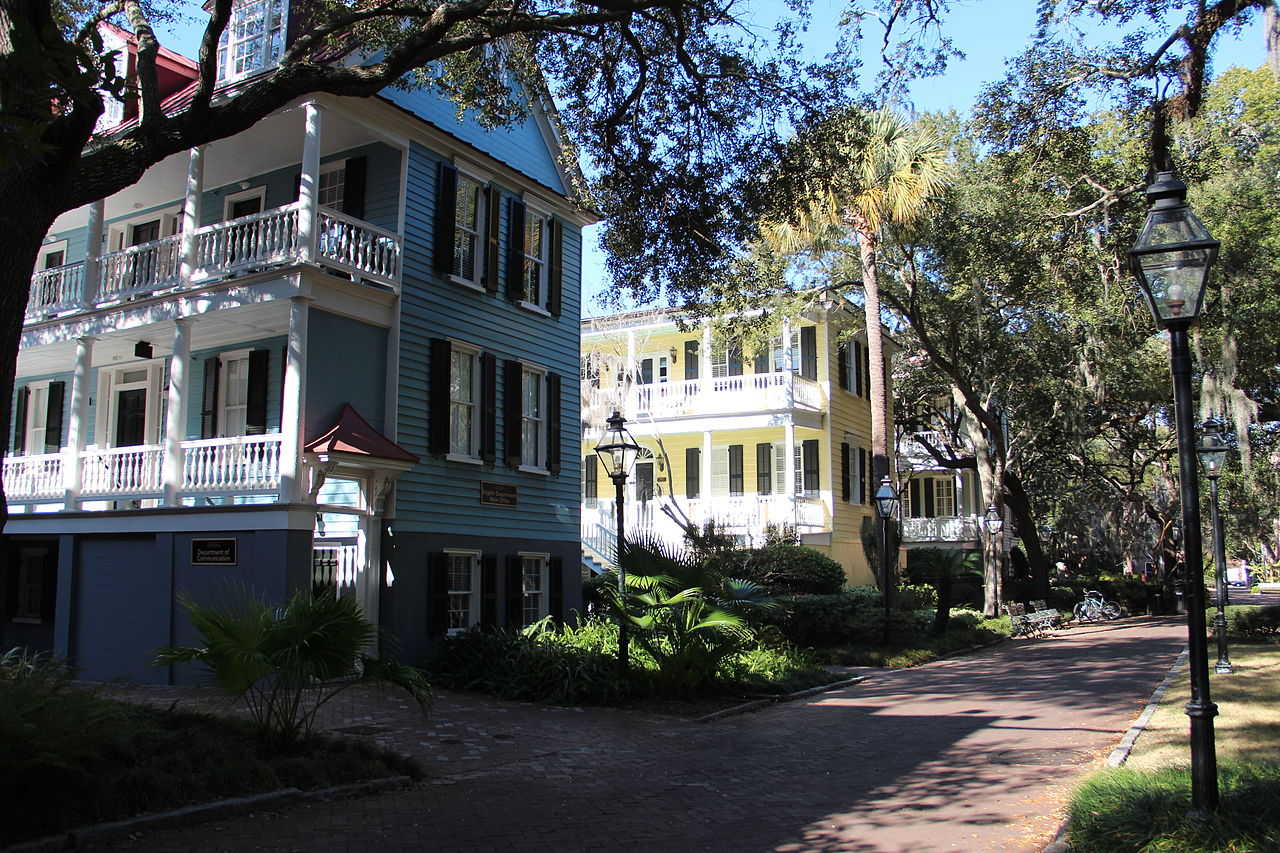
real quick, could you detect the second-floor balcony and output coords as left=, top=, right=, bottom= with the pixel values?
left=27, top=203, right=400, bottom=324
left=585, top=371, right=825, bottom=423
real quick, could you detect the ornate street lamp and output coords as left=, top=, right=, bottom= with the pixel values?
left=984, top=503, right=1006, bottom=587
left=874, top=477, right=900, bottom=644
left=1198, top=415, right=1233, bottom=675
left=594, top=410, right=641, bottom=675
left=1129, top=168, right=1221, bottom=814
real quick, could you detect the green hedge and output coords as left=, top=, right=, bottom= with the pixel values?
left=1222, top=604, right=1280, bottom=639
left=757, top=588, right=884, bottom=647
left=737, top=544, right=847, bottom=595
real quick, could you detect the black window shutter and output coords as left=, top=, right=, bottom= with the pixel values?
left=728, top=444, right=744, bottom=496
left=506, top=198, right=526, bottom=302
left=503, top=359, right=522, bottom=466
left=549, top=556, right=563, bottom=621
left=429, top=338, right=452, bottom=455
left=924, top=479, right=936, bottom=518
left=343, top=156, right=367, bottom=219
left=841, top=442, right=851, bottom=502
left=43, top=381, right=64, bottom=453
left=505, top=555, right=523, bottom=628
left=246, top=349, right=270, bottom=435
left=480, top=352, right=497, bottom=462
left=546, top=372, right=561, bottom=474
left=12, top=386, right=29, bottom=453
left=200, top=356, right=220, bottom=439
left=800, top=326, right=818, bottom=380
left=802, top=439, right=819, bottom=492
left=585, top=454, right=598, bottom=503
left=753, top=348, right=769, bottom=373
left=428, top=552, right=449, bottom=638
left=852, top=343, right=861, bottom=395
left=684, top=340, right=699, bottom=380
left=433, top=162, right=458, bottom=276
left=548, top=219, right=563, bottom=316
left=481, top=555, right=498, bottom=629
left=685, top=447, right=700, bottom=498
left=727, top=341, right=742, bottom=376
left=909, top=478, right=922, bottom=518
left=861, top=342, right=871, bottom=398
left=858, top=447, right=867, bottom=504
left=837, top=343, right=849, bottom=390
left=484, top=186, right=501, bottom=294
left=756, top=443, right=772, bottom=495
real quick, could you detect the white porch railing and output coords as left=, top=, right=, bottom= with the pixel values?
left=182, top=434, right=283, bottom=493
left=25, top=204, right=403, bottom=323
left=99, top=234, right=182, bottom=302
left=2, top=452, right=63, bottom=500
left=5, top=434, right=285, bottom=504
left=599, top=371, right=826, bottom=421
left=317, top=209, right=400, bottom=287
left=27, top=263, right=86, bottom=317
left=585, top=494, right=829, bottom=555
left=312, top=538, right=361, bottom=592
left=901, top=515, right=982, bottom=543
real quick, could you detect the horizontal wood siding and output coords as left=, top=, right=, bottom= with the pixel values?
left=306, top=310, right=387, bottom=437
left=394, top=142, right=579, bottom=542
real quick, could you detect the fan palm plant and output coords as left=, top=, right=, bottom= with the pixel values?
left=599, top=536, right=776, bottom=695
left=156, top=587, right=431, bottom=745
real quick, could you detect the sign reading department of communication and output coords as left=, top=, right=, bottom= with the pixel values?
left=192, top=538, right=238, bottom=566
left=480, top=482, right=518, bottom=507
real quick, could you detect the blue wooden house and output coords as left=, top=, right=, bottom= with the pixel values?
left=2, top=15, right=588, bottom=680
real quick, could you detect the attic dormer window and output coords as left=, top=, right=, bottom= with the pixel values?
left=216, top=0, right=288, bottom=84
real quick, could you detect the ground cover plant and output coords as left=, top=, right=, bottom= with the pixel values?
left=1068, top=642, right=1280, bottom=852
left=0, top=648, right=421, bottom=846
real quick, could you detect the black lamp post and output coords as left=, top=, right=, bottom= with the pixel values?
left=1198, top=415, right=1233, bottom=675
left=874, top=476, right=900, bottom=645
left=1129, top=168, right=1221, bottom=814
left=985, top=503, right=1005, bottom=598
left=594, top=410, right=640, bottom=675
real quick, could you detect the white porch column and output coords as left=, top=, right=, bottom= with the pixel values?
left=62, top=336, right=95, bottom=508
left=700, top=430, right=712, bottom=522
left=279, top=296, right=310, bottom=502
left=162, top=318, right=192, bottom=506
left=179, top=146, right=205, bottom=284
left=784, top=421, right=796, bottom=496
left=82, top=200, right=104, bottom=306
left=624, top=329, right=637, bottom=412
left=297, top=101, right=325, bottom=264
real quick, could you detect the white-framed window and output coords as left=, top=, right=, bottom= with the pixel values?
left=445, top=550, right=481, bottom=634
left=39, top=241, right=68, bottom=272
left=520, top=552, right=550, bottom=625
left=318, top=162, right=346, bottom=211
left=772, top=336, right=798, bottom=373
left=97, top=363, right=161, bottom=448
left=19, top=381, right=52, bottom=456
left=218, top=350, right=251, bottom=437
left=520, top=365, right=547, bottom=470
left=711, top=345, right=729, bottom=378
left=95, top=29, right=129, bottom=132
left=216, top=0, right=288, bottom=84
left=451, top=173, right=484, bottom=286
left=108, top=209, right=181, bottom=252
left=224, top=186, right=266, bottom=221
left=518, top=205, right=551, bottom=312
left=934, top=478, right=956, bottom=517
left=449, top=343, right=480, bottom=460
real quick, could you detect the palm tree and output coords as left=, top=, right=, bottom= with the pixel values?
left=765, top=108, right=950, bottom=486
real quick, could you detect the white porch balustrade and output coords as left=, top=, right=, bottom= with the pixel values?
left=24, top=204, right=402, bottom=323
left=900, top=515, right=982, bottom=543
left=596, top=371, right=825, bottom=421
left=4, top=434, right=285, bottom=505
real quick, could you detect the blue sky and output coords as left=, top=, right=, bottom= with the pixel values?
left=156, top=1, right=1270, bottom=317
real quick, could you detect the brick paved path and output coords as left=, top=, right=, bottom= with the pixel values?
left=96, top=617, right=1187, bottom=853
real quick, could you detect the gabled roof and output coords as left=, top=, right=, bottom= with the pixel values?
left=304, top=404, right=419, bottom=464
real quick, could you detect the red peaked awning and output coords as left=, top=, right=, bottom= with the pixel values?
left=304, top=404, right=419, bottom=464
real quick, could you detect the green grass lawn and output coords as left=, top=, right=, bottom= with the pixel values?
left=1068, top=641, right=1280, bottom=853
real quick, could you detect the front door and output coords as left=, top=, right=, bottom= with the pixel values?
left=130, top=220, right=161, bottom=246
left=229, top=196, right=263, bottom=219
left=635, top=461, right=654, bottom=503
left=114, top=388, right=147, bottom=447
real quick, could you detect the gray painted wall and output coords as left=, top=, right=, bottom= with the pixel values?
left=305, top=309, right=388, bottom=438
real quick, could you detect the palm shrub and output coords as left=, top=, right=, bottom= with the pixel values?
left=156, top=587, right=431, bottom=744
left=600, top=537, right=778, bottom=695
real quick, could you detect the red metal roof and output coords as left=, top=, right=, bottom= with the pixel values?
left=304, top=404, right=419, bottom=463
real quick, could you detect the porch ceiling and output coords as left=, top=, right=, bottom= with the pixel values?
left=18, top=299, right=291, bottom=377
left=51, top=102, right=396, bottom=234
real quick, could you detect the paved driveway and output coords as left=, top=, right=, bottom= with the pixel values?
left=98, top=617, right=1188, bottom=853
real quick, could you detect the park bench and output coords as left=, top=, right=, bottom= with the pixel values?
left=1029, top=599, right=1065, bottom=629
left=1005, top=602, right=1058, bottom=638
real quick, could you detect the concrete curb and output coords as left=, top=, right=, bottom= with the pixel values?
left=4, top=775, right=415, bottom=852
left=1040, top=645, right=1191, bottom=853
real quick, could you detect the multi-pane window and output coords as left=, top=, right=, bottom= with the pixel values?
left=318, top=166, right=346, bottom=211
left=216, top=0, right=287, bottom=83
left=521, top=555, right=548, bottom=625
left=450, top=348, right=479, bottom=458
left=520, top=212, right=549, bottom=307
left=771, top=336, right=798, bottom=373
left=24, top=385, right=49, bottom=455
left=521, top=367, right=545, bottom=468
left=711, top=346, right=728, bottom=378
left=219, top=353, right=250, bottom=436
left=935, top=478, right=956, bottom=516
left=447, top=552, right=480, bottom=633
left=452, top=175, right=483, bottom=283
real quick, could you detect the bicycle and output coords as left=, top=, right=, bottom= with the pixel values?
left=1072, top=589, right=1122, bottom=622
